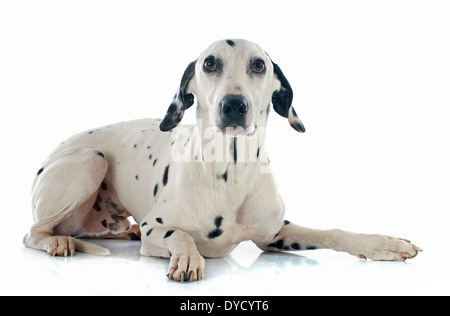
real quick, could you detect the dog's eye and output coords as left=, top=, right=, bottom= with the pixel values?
left=203, top=58, right=217, bottom=72
left=252, top=59, right=265, bottom=73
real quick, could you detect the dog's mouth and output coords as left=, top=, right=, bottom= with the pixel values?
left=212, top=125, right=256, bottom=137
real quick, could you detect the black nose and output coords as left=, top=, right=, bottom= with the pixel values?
left=220, top=94, right=248, bottom=118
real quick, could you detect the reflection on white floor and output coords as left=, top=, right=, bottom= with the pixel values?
left=2, top=238, right=444, bottom=295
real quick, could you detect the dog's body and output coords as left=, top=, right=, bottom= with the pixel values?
left=24, top=39, right=421, bottom=282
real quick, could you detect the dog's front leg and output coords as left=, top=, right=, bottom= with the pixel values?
left=140, top=225, right=205, bottom=282
left=254, top=221, right=422, bottom=261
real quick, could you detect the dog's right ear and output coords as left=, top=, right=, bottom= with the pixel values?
left=160, top=60, right=197, bottom=132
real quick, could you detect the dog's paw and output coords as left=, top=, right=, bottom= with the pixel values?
left=167, top=253, right=206, bottom=282
left=354, top=234, right=422, bottom=261
left=46, top=236, right=76, bottom=257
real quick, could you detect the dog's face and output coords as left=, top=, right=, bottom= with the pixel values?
left=194, top=39, right=275, bottom=136
left=160, top=39, right=305, bottom=135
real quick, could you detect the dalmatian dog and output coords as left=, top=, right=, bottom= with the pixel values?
left=24, top=39, right=422, bottom=282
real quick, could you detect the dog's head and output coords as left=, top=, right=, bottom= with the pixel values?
left=160, top=39, right=305, bottom=135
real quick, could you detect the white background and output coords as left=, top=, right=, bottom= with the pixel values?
left=1, top=0, right=449, bottom=295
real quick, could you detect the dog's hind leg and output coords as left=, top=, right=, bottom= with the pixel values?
left=23, top=148, right=110, bottom=256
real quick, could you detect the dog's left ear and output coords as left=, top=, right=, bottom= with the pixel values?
left=271, top=62, right=305, bottom=133
left=160, top=60, right=197, bottom=132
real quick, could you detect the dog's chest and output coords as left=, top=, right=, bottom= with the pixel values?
left=180, top=204, right=254, bottom=258
left=162, top=165, right=269, bottom=257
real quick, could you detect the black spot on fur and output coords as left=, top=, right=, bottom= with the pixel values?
left=101, top=219, right=107, bottom=228
left=284, top=220, right=291, bottom=225
left=153, top=183, right=158, bottom=197
left=146, top=228, right=153, bottom=237
left=207, top=228, right=223, bottom=239
left=101, top=182, right=107, bottom=191
left=164, top=230, right=175, bottom=238
left=207, top=216, right=224, bottom=239
left=37, top=167, right=44, bottom=175
left=93, top=202, right=101, bottom=212
left=141, top=222, right=148, bottom=227
left=291, top=242, right=301, bottom=250
left=109, top=222, right=119, bottom=231
left=96, top=151, right=105, bottom=158
left=218, top=170, right=228, bottom=183
left=232, top=138, right=237, bottom=163
left=226, top=39, right=235, bottom=47
left=135, top=174, right=139, bottom=180
left=162, top=164, right=170, bottom=186
left=268, top=238, right=285, bottom=250
left=306, top=246, right=317, bottom=250
left=153, top=159, right=158, bottom=166
left=183, top=137, right=190, bottom=148
left=148, top=154, right=152, bottom=160
left=214, top=216, right=223, bottom=227
left=156, top=217, right=163, bottom=224
left=105, top=198, right=123, bottom=215
left=111, top=214, right=126, bottom=223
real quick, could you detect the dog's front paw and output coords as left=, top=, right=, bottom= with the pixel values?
left=167, top=252, right=206, bottom=282
left=47, top=236, right=76, bottom=257
left=355, top=234, right=422, bottom=261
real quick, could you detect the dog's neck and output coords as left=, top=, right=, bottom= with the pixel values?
left=166, top=103, right=271, bottom=182
left=193, top=105, right=267, bottom=163
left=169, top=106, right=269, bottom=182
